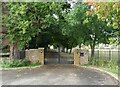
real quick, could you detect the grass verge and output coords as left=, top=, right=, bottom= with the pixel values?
left=0, top=63, right=42, bottom=70
left=0, top=59, right=42, bottom=70
left=81, top=64, right=118, bottom=77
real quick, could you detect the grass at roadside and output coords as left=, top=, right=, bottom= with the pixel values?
left=0, top=63, right=41, bottom=69
left=99, top=66, right=118, bottom=75
left=81, top=64, right=118, bottom=76
left=82, top=58, right=119, bottom=76
left=0, top=59, right=41, bottom=69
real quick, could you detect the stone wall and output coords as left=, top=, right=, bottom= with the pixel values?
left=25, top=48, right=44, bottom=65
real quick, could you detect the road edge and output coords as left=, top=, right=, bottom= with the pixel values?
left=80, top=66, right=119, bottom=85
left=0, top=65, right=42, bottom=70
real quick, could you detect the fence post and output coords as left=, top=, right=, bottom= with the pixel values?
left=58, top=47, right=60, bottom=64
left=98, top=49, right=99, bottom=65
left=97, top=49, right=99, bottom=59
left=109, top=49, right=111, bottom=61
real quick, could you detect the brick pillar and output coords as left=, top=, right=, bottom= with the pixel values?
left=38, top=48, right=44, bottom=65
left=74, top=49, right=80, bottom=65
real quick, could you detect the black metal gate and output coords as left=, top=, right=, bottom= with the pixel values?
left=44, top=49, right=74, bottom=64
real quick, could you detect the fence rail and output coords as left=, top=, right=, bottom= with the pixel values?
left=88, top=49, right=119, bottom=62
left=0, top=53, right=10, bottom=57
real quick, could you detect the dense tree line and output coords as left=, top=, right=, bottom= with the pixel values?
left=3, top=2, right=119, bottom=59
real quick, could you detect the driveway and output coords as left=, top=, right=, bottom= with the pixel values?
left=1, top=64, right=118, bottom=85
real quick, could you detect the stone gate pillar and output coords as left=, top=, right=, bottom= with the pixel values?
left=74, top=49, right=88, bottom=66
left=74, top=49, right=80, bottom=65
left=38, top=48, right=44, bottom=65
left=80, top=49, right=89, bottom=64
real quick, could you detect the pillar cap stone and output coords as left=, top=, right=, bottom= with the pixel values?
left=38, top=48, right=44, bottom=49
left=29, top=49, right=38, bottom=50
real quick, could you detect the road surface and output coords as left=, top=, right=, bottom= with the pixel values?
left=1, top=64, right=118, bottom=85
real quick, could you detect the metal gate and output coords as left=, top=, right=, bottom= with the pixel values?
left=44, top=49, right=74, bottom=64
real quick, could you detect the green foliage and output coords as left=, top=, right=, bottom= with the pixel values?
left=4, top=2, right=65, bottom=50
left=1, top=45, right=10, bottom=53
left=89, top=58, right=99, bottom=66
left=95, top=2, right=120, bottom=45
left=3, top=2, right=119, bottom=59
left=63, top=3, right=89, bottom=47
left=88, top=58, right=118, bottom=69
left=108, top=59, right=118, bottom=69
left=86, top=58, right=118, bottom=75
left=1, top=59, right=31, bottom=68
left=64, top=2, right=118, bottom=57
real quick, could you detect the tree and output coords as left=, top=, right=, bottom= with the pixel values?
left=3, top=2, right=65, bottom=59
left=63, top=3, right=89, bottom=49
left=87, top=2, right=120, bottom=45
left=83, top=15, right=112, bottom=57
left=85, top=2, right=120, bottom=57
left=64, top=2, right=115, bottom=58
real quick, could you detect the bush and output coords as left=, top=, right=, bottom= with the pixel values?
left=108, top=59, right=118, bottom=69
left=88, top=58, right=118, bottom=68
left=1, top=59, right=31, bottom=68
left=89, top=58, right=100, bottom=66
left=1, top=45, right=10, bottom=53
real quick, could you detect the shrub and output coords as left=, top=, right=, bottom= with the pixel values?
left=89, top=58, right=109, bottom=66
left=88, top=58, right=118, bottom=68
left=108, top=59, right=118, bottom=69
left=89, top=58, right=99, bottom=66
left=1, top=59, right=31, bottom=68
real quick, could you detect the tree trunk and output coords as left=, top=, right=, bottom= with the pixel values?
left=69, top=42, right=74, bottom=54
left=66, top=48, right=68, bottom=53
left=79, top=43, right=81, bottom=49
left=61, top=47, right=65, bottom=53
left=69, top=49, right=72, bottom=54
left=90, top=40, right=96, bottom=58
left=10, top=43, right=14, bottom=59
left=9, top=43, right=19, bottom=59
left=91, top=44, right=95, bottom=58
left=13, top=43, right=19, bottom=59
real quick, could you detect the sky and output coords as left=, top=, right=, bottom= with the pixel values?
left=67, top=0, right=78, bottom=8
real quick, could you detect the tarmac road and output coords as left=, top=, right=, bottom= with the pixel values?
left=1, top=64, right=118, bottom=85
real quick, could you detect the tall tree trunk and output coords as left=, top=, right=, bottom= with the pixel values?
left=10, top=43, right=14, bottom=59
left=79, top=43, right=81, bottom=49
left=90, top=39, right=96, bottom=58
left=91, top=44, right=95, bottom=58
left=69, top=42, right=74, bottom=54
left=61, top=46, right=65, bottom=53
left=66, top=48, right=68, bottom=53
left=9, top=43, right=19, bottom=59
left=69, top=49, right=72, bottom=54
left=13, top=43, right=19, bottom=59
